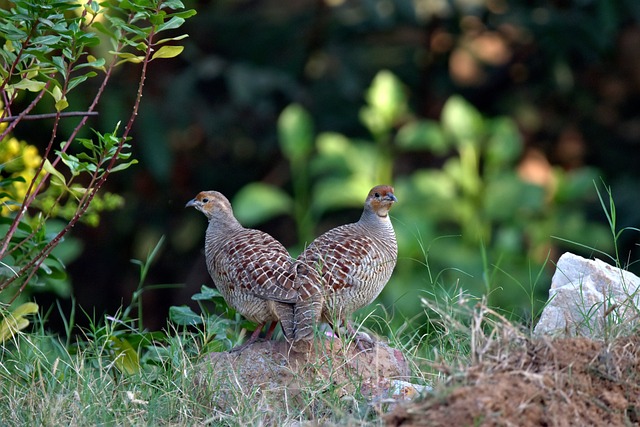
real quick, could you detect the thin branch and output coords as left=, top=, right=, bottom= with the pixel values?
left=0, top=111, right=99, bottom=122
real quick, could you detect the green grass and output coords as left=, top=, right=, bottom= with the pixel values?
left=0, top=277, right=466, bottom=426
left=0, top=318, right=397, bottom=425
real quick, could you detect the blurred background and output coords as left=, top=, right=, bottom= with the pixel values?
left=12, top=0, right=640, bottom=333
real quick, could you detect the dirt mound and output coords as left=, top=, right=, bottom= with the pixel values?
left=194, top=337, right=411, bottom=415
left=386, top=335, right=640, bottom=426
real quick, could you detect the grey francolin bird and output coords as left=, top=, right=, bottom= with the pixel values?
left=297, top=185, right=398, bottom=350
left=186, top=191, right=322, bottom=352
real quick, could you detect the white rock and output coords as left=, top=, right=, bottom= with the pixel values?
left=534, top=252, right=640, bottom=337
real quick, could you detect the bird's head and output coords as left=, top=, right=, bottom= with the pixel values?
left=185, top=191, right=233, bottom=220
left=365, top=185, right=397, bottom=218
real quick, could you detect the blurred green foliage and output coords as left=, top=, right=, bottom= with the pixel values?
left=234, top=70, right=611, bottom=325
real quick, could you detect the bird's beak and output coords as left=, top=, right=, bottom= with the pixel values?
left=185, top=198, right=197, bottom=208
left=385, top=193, right=398, bottom=203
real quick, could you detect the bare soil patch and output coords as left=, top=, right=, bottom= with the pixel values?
left=386, top=335, right=640, bottom=426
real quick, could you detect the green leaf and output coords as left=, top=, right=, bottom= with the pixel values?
left=410, top=169, right=457, bottom=201
left=110, top=159, right=138, bottom=173
left=396, top=120, right=449, bottom=154
left=278, top=104, right=314, bottom=162
left=162, top=0, right=187, bottom=10
left=0, top=176, right=26, bottom=187
left=191, top=285, right=222, bottom=301
left=151, top=45, right=184, bottom=60
left=312, top=132, right=377, bottom=180
left=169, top=305, right=203, bottom=326
left=441, top=95, right=485, bottom=147
left=367, top=70, right=407, bottom=121
left=91, top=21, right=115, bottom=38
left=149, top=10, right=167, bottom=27
left=485, top=117, right=522, bottom=170
left=155, top=16, right=185, bottom=33
left=58, top=152, right=84, bottom=176
left=312, top=177, right=372, bottom=213
left=40, top=262, right=67, bottom=280
left=68, top=72, right=97, bottom=91
left=85, top=55, right=106, bottom=70
left=0, top=216, right=32, bottom=233
left=483, top=175, right=545, bottom=221
left=32, top=35, right=62, bottom=46
left=165, top=9, right=198, bottom=20
left=555, top=167, right=600, bottom=203
left=360, top=70, right=407, bottom=136
left=52, top=56, right=67, bottom=78
left=232, top=183, right=293, bottom=227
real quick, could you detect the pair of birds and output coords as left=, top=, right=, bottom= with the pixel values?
left=186, top=185, right=398, bottom=352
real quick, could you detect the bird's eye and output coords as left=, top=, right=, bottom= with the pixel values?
left=202, top=198, right=209, bottom=203
left=374, top=192, right=380, bottom=198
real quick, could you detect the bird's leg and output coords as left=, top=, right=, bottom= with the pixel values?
left=264, top=322, right=278, bottom=340
left=229, top=322, right=265, bottom=353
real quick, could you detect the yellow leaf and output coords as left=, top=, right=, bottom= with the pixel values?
left=109, top=51, right=145, bottom=66
left=11, top=78, right=46, bottom=92
left=155, top=34, right=189, bottom=45
left=87, top=55, right=106, bottom=72
left=0, top=302, right=39, bottom=342
left=114, top=57, right=144, bottom=66
left=12, top=302, right=38, bottom=317
left=151, top=45, right=184, bottom=60
left=55, top=98, right=69, bottom=112
left=52, top=85, right=63, bottom=102
left=110, top=336, right=140, bottom=375
left=0, top=317, right=25, bottom=342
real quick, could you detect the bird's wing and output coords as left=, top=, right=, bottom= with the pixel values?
left=225, top=229, right=300, bottom=303
left=300, top=224, right=382, bottom=291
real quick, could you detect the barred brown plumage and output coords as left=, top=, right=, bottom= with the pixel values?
left=296, top=185, right=398, bottom=349
left=186, top=190, right=322, bottom=352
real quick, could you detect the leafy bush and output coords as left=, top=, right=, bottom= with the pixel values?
left=0, top=0, right=195, bottom=333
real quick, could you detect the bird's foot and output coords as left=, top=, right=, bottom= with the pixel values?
left=228, top=325, right=264, bottom=353
left=353, top=331, right=376, bottom=352
left=228, top=341, right=252, bottom=353
left=290, top=338, right=314, bottom=353
left=344, top=322, right=376, bottom=352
